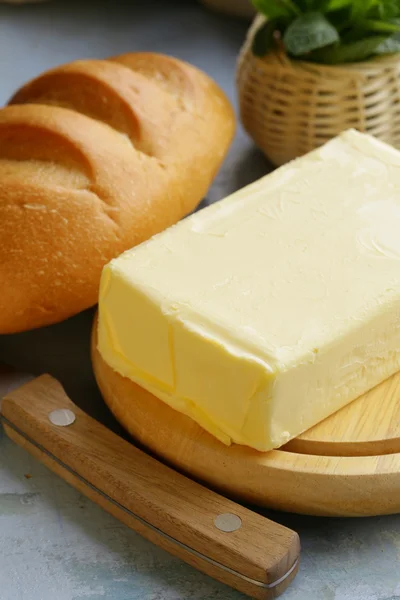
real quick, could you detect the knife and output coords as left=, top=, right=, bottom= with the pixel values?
left=0, top=364, right=300, bottom=599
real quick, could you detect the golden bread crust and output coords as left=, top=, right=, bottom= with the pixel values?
left=0, top=53, right=235, bottom=333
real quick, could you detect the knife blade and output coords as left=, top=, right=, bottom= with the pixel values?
left=0, top=365, right=300, bottom=599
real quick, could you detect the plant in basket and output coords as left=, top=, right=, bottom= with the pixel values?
left=236, top=0, right=400, bottom=166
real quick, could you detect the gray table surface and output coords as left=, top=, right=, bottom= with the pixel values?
left=0, top=2, right=399, bottom=599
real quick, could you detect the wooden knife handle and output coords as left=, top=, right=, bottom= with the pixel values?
left=1, top=375, right=300, bottom=599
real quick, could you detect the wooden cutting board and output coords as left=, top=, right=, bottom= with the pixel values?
left=91, top=318, right=400, bottom=518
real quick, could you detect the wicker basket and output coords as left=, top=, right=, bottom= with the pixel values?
left=237, top=15, right=400, bottom=166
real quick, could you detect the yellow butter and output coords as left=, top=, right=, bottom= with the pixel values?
left=97, top=129, right=400, bottom=451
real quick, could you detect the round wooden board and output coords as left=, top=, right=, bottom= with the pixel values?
left=287, top=370, right=400, bottom=457
left=91, top=318, right=400, bottom=517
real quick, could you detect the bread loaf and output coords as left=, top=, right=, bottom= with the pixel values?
left=0, top=53, right=235, bottom=333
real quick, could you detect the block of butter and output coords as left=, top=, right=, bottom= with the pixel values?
left=97, top=129, right=400, bottom=452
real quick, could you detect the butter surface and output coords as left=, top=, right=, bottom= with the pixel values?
left=98, top=130, right=400, bottom=451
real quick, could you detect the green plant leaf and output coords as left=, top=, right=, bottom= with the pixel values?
left=300, top=0, right=332, bottom=10
left=251, top=0, right=299, bottom=18
left=283, top=12, right=340, bottom=56
left=376, top=0, right=400, bottom=20
left=362, top=18, right=400, bottom=34
left=326, top=0, right=352, bottom=10
left=327, top=6, right=353, bottom=32
left=350, top=0, right=377, bottom=21
left=252, top=0, right=400, bottom=65
left=291, top=0, right=309, bottom=11
left=375, top=31, right=400, bottom=54
left=252, top=19, right=279, bottom=56
left=309, top=34, right=389, bottom=62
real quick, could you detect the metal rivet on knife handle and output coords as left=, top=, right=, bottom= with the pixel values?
left=214, top=513, right=242, bottom=532
left=48, top=409, right=76, bottom=427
